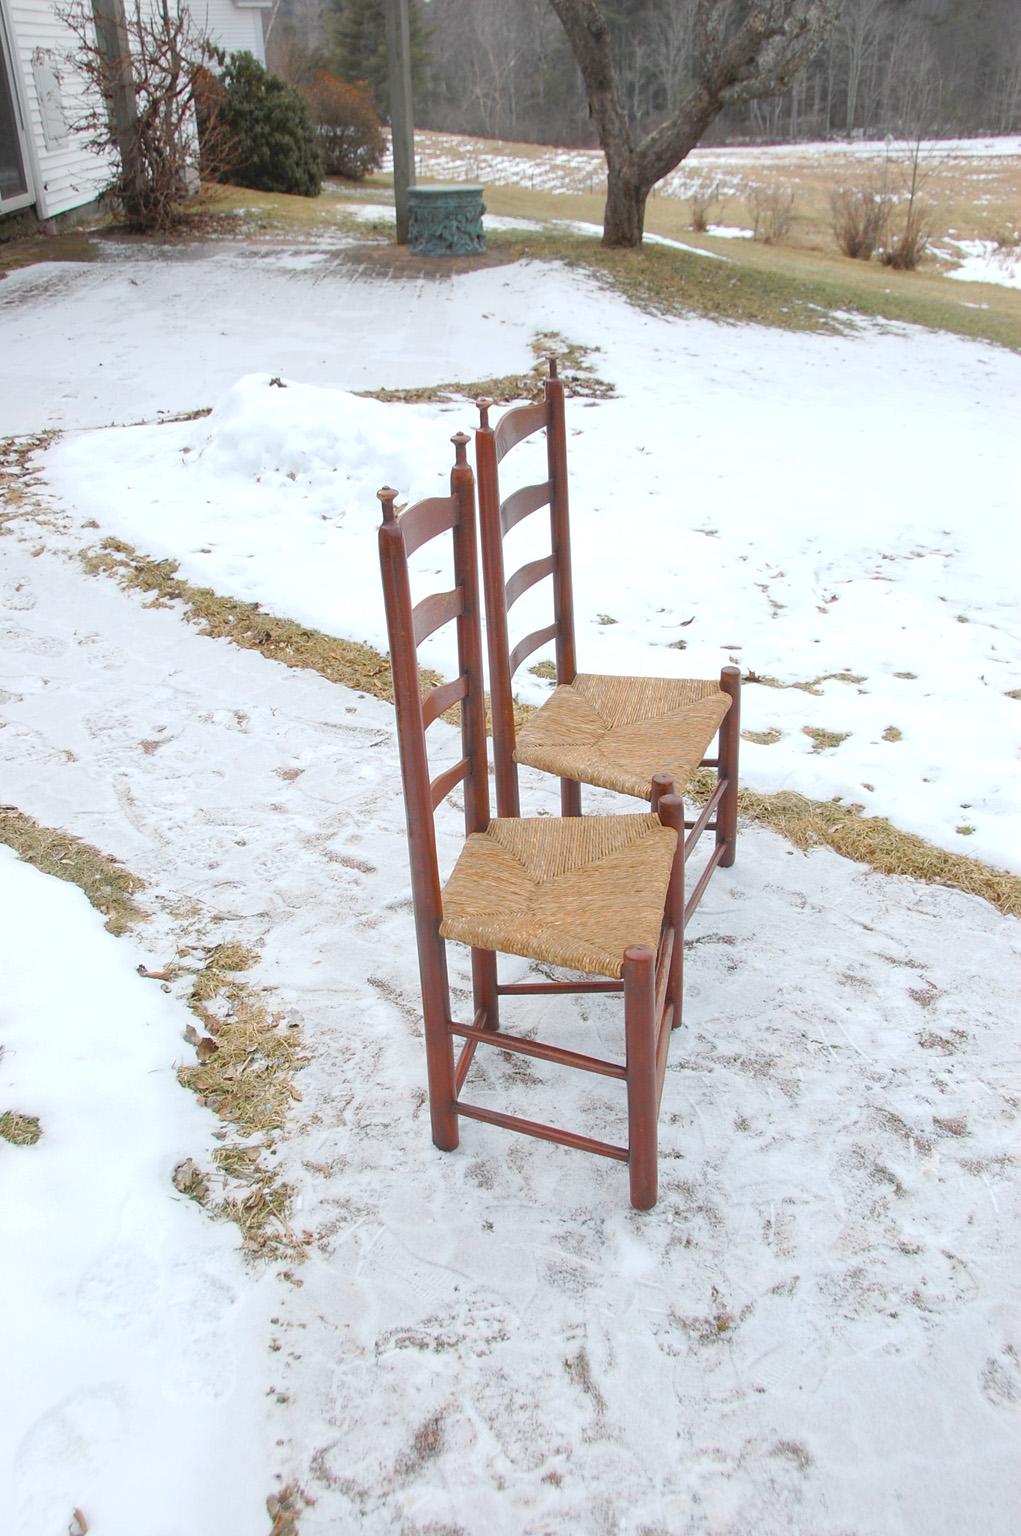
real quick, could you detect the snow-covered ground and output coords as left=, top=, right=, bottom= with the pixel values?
left=2, top=221, right=1020, bottom=1535
left=941, top=237, right=1021, bottom=289
left=22, top=255, right=1021, bottom=871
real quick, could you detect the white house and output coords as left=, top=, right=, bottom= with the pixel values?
left=0, top=0, right=271, bottom=224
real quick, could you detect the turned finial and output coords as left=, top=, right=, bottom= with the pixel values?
left=451, top=431, right=470, bottom=465
left=377, top=486, right=399, bottom=524
left=476, top=397, right=492, bottom=430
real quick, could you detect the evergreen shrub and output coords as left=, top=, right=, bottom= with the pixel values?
left=219, top=52, right=322, bottom=197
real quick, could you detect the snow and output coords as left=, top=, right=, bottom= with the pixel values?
left=1, top=206, right=1020, bottom=1535
left=34, top=261, right=1021, bottom=872
left=0, top=849, right=272, bottom=1535
left=942, top=237, right=1021, bottom=290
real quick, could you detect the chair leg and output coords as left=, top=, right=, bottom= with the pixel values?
left=656, top=792, right=686, bottom=1029
left=717, top=665, right=741, bottom=868
left=421, top=940, right=459, bottom=1151
left=471, top=945, right=499, bottom=1031
left=623, top=944, right=657, bottom=1210
left=561, top=777, right=582, bottom=816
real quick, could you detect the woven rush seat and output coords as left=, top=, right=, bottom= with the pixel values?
left=440, top=812, right=676, bottom=978
left=515, top=673, right=733, bottom=801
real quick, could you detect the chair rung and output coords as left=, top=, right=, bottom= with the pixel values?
left=455, top=1100, right=629, bottom=1163
left=685, top=842, right=726, bottom=921
left=430, top=756, right=469, bottom=808
left=497, top=979, right=624, bottom=996
left=413, top=586, right=463, bottom=646
left=684, top=779, right=726, bottom=854
left=505, top=553, right=555, bottom=610
left=449, top=1019, right=626, bottom=1080
left=500, top=479, right=551, bottom=535
left=494, top=401, right=547, bottom=460
left=509, top=622, right=558, bottom=679
left=399, top=494, right=459, bottom=556
left=421, top=675, right=468, bottom=728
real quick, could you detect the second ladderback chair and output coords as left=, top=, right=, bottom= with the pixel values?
left=377, top=432, right=727, bottom=1209
left=475, top=360, right=741, bottom=877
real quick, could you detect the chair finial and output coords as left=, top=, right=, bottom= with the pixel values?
left=548, top=354, right=558, bottom=380
left=377, top=485, right=399, bottom=524
left=476, top=397, right=492, bottom=430
left=451, top=431, right=470, bottom=465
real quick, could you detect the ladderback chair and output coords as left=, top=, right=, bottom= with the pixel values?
left=378, top=433, right=715, bottom=1210
left=475, top=360, right=741, bottom=873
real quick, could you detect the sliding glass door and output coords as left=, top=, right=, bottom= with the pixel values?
left=0, top=8, right=32, bottom=209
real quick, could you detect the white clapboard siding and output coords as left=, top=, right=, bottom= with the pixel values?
left=202, top=0, right=268, bottom=65
left=5, top=0, right=111, bottom=218
left=4, top=0, right=268, bottom=221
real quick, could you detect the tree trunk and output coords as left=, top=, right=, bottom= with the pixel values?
left=603, top=157, right=647, bottom=246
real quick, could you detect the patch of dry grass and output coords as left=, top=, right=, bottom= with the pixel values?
left=0, top=432, right=59, bottom=527
left=803, top=726, right=851, bottom=752
left=176, top=945, right=308, bottom=1263
left=359, top=329, right=615, bottom=404
left=685, top=769, right=1021, bottom=917
left=0, top=807, right=146, bottom=934
left=742, top=728, right=782, bottom=745
left=0, top=1111, right=42, bottom=1145
left=83, top=537, right=408, bottom=700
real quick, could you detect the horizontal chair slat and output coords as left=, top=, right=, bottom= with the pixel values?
left=430, top=756, right=469, bottom=808
left=413, top=586, right=463, bottom=647
left=494, top=401, right=547, bottom=461
left=449, top=1020, right=627, bottom=1080
left=421, top=675, right=468, bottom=728
left=505, top=554, right=555, bottom=611
left=399, top=494, right=459, bottom=556
left=508, top=622, right=558, bottom=679
left=455, top=1101, right=629, bottom=1163
left=500, top=479, right=551, bottom=535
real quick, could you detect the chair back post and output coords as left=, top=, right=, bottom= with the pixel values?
left=545, top=355, right=578, bottom=687
left=449, top=431, right=492, bottom=836
left=378, top=481, right=457, bottom=1147
left=475, top=399, right=521, bottom=818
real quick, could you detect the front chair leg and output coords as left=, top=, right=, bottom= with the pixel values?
left=623, top=944, right=658, bottom=1210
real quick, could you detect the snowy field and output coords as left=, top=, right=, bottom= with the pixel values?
left=1, top=215, right=1020, bottom=1535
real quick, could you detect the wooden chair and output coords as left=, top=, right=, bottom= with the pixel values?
left=377, top=433, right=727, bottom=1210
left=474, top=360, right=741, bottom=876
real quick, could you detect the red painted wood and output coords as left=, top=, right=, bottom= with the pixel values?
left=494, top=401, right=547, bottom=460
left=449, top=1019, right=627, bottom=1080
left=399, top=494, right=459, bottom=556
left=455, top=1101, right=629, bottom=1163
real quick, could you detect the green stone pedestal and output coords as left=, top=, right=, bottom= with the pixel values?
left=407, top=184, right=486, bottom=257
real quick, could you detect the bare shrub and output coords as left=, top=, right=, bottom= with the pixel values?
left=748, top=184, right=796, bottom=244
left=830, top=183, right=891, bottom=260
left=58, top=0, right=229, bottom=232
left=301, top=73, right=385, bottom=181
left=688, top=178, right=722, bottom=232
left=878, top=137, right=937, bottom=272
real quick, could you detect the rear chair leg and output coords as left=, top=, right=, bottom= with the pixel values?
left=422, top=950, right=459, bottom=1151
left=717, top=665, right=741, bottom=869
left=561, top=777, right=582, bottom=816
left=623, top=945, right=657, bottom=1210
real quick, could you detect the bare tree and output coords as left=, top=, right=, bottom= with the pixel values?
left=59, top=0, right=227, bottom=231
left=548, top=0, right=839, bottom=246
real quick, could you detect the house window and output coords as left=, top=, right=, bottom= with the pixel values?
left=0, top=19, right=29, bottom=201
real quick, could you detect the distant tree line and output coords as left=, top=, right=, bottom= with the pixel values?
left=268, top=0, right=1021, bottom=146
